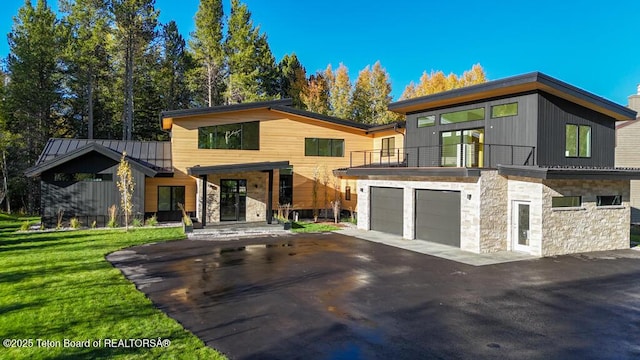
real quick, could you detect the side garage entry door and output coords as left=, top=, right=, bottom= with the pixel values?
left=370, top=187, right=404, bottom=236
left=415, top=189, right=461, bottom=247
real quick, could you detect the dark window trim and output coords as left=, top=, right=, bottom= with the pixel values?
left=197, top=121, right=260, bottom=150
left=565, top=124, right=592, bottom=159
left=417, top=115, right=436, bottom=128
left=551, top=195, right=582, bottom=208
left=596, top=195, right=622, bottom=206
left=440, top=107, right=486, bottom=124
left=381, top=137, right=395, bottom=157
left=490, top=102, right=518, bottom=118
left=158, top=185, right=186, bottom=212
left=53, top=172, right=113, bottom=183
left=304, top=138, right=345, bottom=157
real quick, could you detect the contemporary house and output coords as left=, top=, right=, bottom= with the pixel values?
left=346, top=72, right=640, bottom=256
left=615, top=86, right=640, bottom=223
left=26, top=99, right=404, bottom=226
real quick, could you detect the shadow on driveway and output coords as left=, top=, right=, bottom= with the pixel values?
left=108, top=233, right=640, bottom=359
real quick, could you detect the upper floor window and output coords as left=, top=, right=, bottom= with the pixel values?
left=305, top=138, right=344, bottom=157
left=441, top=107, right=485, bottom=124
left=565, top=124, right=591, bottom=158
left=198, top=121, right=259, bottom=150
left=417, top=115, right=435, bottom=127
left=381, top=137, right=395, bottom=157
left=491, top=103, right=518, bottom=118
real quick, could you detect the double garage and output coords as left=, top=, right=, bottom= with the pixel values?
left=369, top=187, right=461, bottom=247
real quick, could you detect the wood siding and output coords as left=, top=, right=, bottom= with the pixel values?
left=616, top=121, right=640, bottom=222
left=155, top=108, right=393, bottom=213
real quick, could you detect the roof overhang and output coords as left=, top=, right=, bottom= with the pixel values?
left=345, top=167, right=481, bottom=178
left=187, top=161, right=291, bottom=176
left=25, top=143, right=159, bottom=178
left=388, top=72, right=637, bottom=121
left=498, top=165, right=640, bottom=180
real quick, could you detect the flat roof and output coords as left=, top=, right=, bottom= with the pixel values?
left=388, top=72, right=637, bottom=121
left=498, top=165, right=640, bottom=180
left=187, top=161, right=291, bottom=176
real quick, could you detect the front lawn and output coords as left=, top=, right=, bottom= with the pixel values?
left=291, top=221, right=341, bottom=233
left=0, top=214, right=225, bottom=359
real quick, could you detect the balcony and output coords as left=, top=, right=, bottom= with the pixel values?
left=349, top=144, right=536, bottom=169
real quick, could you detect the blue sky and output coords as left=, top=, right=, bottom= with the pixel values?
left=2, top=0, right=640, bottom=104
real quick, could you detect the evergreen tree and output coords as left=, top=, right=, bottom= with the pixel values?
left=109, top=0, right=158, bottom=140
left=5, top=0, right=63, bottom=212
left=60, top=0, right=112, bottom=139
left=301, top=72, right=330, bottom=114
left=278, top=53, right=307, bottom=109
left=189, top=0, right=225, bottom=107
left=160, top=21, right=192, bottom=111
left=329, top=63, right=351, bottom=119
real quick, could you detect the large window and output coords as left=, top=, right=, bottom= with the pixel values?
left=198, top=121, right=259, bottom=150
left=417, top=115, right=435, bottom=127
left=381, top=137, right=395, bottom=157
left=441, top=107, right=485, bottom=124
left=305, top=138, right=344, bottom=157
left=158, top=186, right=185, bottom=211
left=491, top=103, right=518, bottom=118
left=441, top=129, right=484, bottom=167
left=565, top=124, right=591, bottom=158
left=551, top=196, right=582, bottom=208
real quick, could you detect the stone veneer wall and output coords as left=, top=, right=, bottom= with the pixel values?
left=196, top=171, right=268, bottom=223
left=506, top=176, right=544, bottom=256
left=356, top=177, right=482, bottom=253
left=541, top=179, right=630, bottom=256
left=478, top=171, right=508, bottom=253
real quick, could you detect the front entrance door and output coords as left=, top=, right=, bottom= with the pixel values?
left=512, top=201, right=530, bottom=252
left=220, top=179, right=247, bottom=221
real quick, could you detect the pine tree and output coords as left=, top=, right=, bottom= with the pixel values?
left=160, top=21, right=192, bottom=111
left=190, top=0, right=225, bottom=107
left=5, top=0, right=63, bottom=212
left=329, top=63, right=351, bottom=119
left=60, top=0, right=112, bottom=139
left=225, top=0, right=277, bottom=103
left=277, top=53, right=307, bottom=109
left=109, top=0, right=158, bottom=140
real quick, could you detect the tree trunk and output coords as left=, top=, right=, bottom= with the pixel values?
left=88, top=71, right=94, bottom=139
left=1, top=150, right=9, bottom=213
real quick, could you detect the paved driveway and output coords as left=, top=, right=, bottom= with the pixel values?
left=108, top=233, right=640, bottom=359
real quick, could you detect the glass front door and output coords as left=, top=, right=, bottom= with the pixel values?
left=220, top=179, right=247, bottom=221
left=512, top=201, right=530, bottom=252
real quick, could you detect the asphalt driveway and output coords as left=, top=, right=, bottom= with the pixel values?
left=108, top=233, right=640, bottom=359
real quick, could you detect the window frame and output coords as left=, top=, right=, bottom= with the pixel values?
left=381, top=137, right=395, bottom=157
left=565, top=124, right=591, bottom=158
left=490, top=102, right=518, bottom=118
left=551, top=196, right=582, bottom=208
left=417, top=115, right=436, bottom=128
left=304, top=138, right=345, bottom=157
left=197, top=121, right=260, bottom=150
left=440, top=107, right=485, bottom=124
left=157, top=186, right=186, bottom=212
left=596, top=195, right=622, bottom=207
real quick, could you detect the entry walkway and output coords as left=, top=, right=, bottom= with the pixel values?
left=188, top=221, right=290, bottom=240
left=336, top=228, right=538, bottom=266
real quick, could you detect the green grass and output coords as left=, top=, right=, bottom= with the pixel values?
left=0, top=213, right=225, bottom=359
left=291, top=221, right=341, bottom=233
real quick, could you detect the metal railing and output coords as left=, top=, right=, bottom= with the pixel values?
left=349, top=144, right=536, bottom=169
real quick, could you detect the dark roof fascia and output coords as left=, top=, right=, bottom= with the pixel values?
left=161, top=99, right=294, bottom=119
left=188, top=161, right=291, bottom=176
left=25, top=143, right=158, bottom=178
left=388, top=72, right=637, bottom=120
left=345, top=167, right=481, bottom=178
left=498, top=165, right=640, bottom=180
left=268, top=105, right=371, bottom=130
left=365, top=121, right=406, bottom=134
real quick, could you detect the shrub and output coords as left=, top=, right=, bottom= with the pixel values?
left=20, top=221, right=30, bottom=231
left=145, top=214, right=158, bottom=227
left=70, top=218, right=81, bottom=229
left=132, top=218, right=143, bottom=227
left=107, top=205, right=118, bottom=228
left=56, top=209, right=64, bottom=230
left=91, top=220, right=97, bottom=229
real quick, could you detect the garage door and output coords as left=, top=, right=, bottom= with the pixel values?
left=370, top=187, right=403, bottom=236
left=415, top=189, right=460, bottom=247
